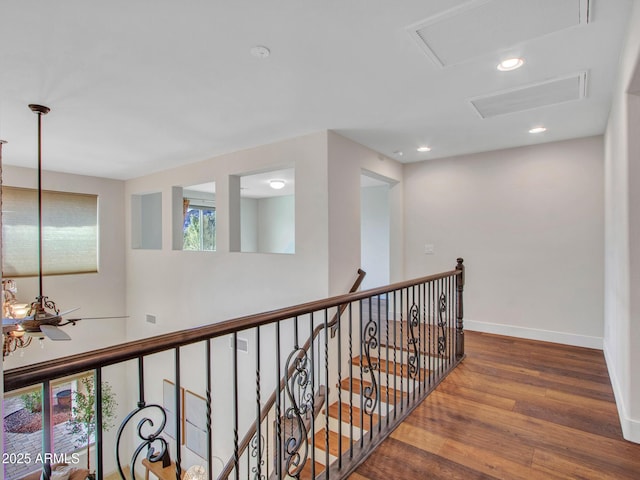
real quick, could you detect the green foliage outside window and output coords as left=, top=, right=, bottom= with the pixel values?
left=67, top=377, right=118, bottom=473
left=20, top=391, right=42, bottom=413
left=183, top=207, right=216, bottom=251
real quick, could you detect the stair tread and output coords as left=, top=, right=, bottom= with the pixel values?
left=325, top=400, right=380, bottom=428
left=313, top=428, right=353, bottom=457
left=339, top=377, right=408, bottom=405
left=376, top=321, right=455, bottom=358
left=377, top=340, right=451, bottom=358
left=351, top=356, right=428, bottom=378
left=299, top=460, right=325, bottom=480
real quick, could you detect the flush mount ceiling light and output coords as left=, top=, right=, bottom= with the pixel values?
left=250, top=45, right=271, bottom=58
left=417, top=146, right=432, bottom=152
left=269, top=179, right=286, bottom=190
left=497, top=57, right=524, bottom=71
left=529, top=126, right=547, bottom=134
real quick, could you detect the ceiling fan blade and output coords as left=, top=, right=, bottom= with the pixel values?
left=59, top=307, right=80, bottom=317
left=39, top=324, right=72, bottom=341
left=2, top=314, right=35, bottom=324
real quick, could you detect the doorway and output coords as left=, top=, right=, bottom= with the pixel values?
left=360, top=171, right=392, bottom=290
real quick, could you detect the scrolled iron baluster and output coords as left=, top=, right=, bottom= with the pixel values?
left=250, top=433, right=266, bottom=480
left=115, top=403, right=170, bottom=480
left=438, top=292, right=447, bottom=355
left=283, top=348, right=313, bottom=477
left=407, top=301, right=420, bottom=379
left=362, top=317, right=379, bottom=416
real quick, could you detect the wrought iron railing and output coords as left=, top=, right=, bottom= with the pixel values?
left=3, top=259, right=465, bottom=480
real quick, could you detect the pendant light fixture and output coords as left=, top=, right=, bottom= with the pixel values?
left=2, top=105, right=126, bottom=358
left=2, top=105, right=75, bottom=358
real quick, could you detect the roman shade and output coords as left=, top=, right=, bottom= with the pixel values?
left=2, top=187, right=98, bottom=277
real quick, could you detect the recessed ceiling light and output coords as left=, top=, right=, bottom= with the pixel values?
left=250, top=46, right=271, bottom=58
left=417, top=146, right=431, bottom=152
left=393, top=150, right=403, bottom=156
left=497, top=57, right=524, bottom=71
left=529, top=126, right=547, bottom=134
left=269, top=179, right=285, bottom=190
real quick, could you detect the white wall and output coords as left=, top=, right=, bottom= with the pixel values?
left=404, top=136, right=605, bottom=348
left=361, top=185, right=390, bottom=289
left=327, top=131, right=404, bottom=296
left=123, top=132, right=331, bottom=472
left=241, top=195, right=295, bottom=254
left=125, top=132, right=330, bottom=338
left=258, top=195, right=295, bottom=254
left=604, top=0, right=640, bottom=443
left=240, top=197, right=259, bottom=252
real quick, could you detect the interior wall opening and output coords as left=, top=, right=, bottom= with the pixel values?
left=360, top=171, right=392, bottom=290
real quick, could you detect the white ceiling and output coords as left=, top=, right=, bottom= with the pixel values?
left=0, top=0, right=633, bottom=180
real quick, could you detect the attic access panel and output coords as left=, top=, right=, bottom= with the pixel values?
left=469, top=72, right=587, bottom=118
left=408, top=0, right=590, bottom=67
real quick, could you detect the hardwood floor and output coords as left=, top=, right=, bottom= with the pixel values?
left=349, top=331, right=640, bottom=480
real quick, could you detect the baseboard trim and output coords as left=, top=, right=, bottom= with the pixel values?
left=464, top=319, right=603, bottom=350
left=603, top=345, right=640, bottom=444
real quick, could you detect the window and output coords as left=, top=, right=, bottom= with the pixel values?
left=2, top=187, right=98, bottom=277
left=175, top=182, right=216, bottom=252
left=183, top=204, right=216, bottom=251
left=2, top=374, right=92, bottom=480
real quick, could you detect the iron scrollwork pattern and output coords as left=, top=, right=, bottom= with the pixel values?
left=250, top=433, right=266, bottom=480
left=115, top=403, right=171, bottom=480
left=438, top=292, right=447, bottom=355
left=407, top=301, right=420, bottom=379
left=362, top=316, right=379, bottom=416
left=283, top=348, right=313, bottom=478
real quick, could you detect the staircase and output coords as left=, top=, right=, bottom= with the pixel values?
left=3, top=262, right=465, bottom=480
left=217, top=261, right=465, bottom=480
left=296, top=320, right=449, bottom=480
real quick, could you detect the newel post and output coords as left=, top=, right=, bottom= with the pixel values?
left=455, top=258, right=465, bottom=359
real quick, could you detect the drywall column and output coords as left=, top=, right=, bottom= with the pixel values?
left=628, top=91, right=640, bottom=440
left=229, top=175, right=242, bottom=252
left=604, top=0, right=640, bottom=443
left=326, top=131, right=403, bottom=296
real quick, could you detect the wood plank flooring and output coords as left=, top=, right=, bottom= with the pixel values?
left=349, top=331, right=640, bottom=480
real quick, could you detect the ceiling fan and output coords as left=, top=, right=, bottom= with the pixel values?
left=1, top=104, right=122, bottom=357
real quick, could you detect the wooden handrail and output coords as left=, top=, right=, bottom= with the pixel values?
left=218, top=269, right=366, bottom=480
left=3, top=268, right=460, bottom=393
